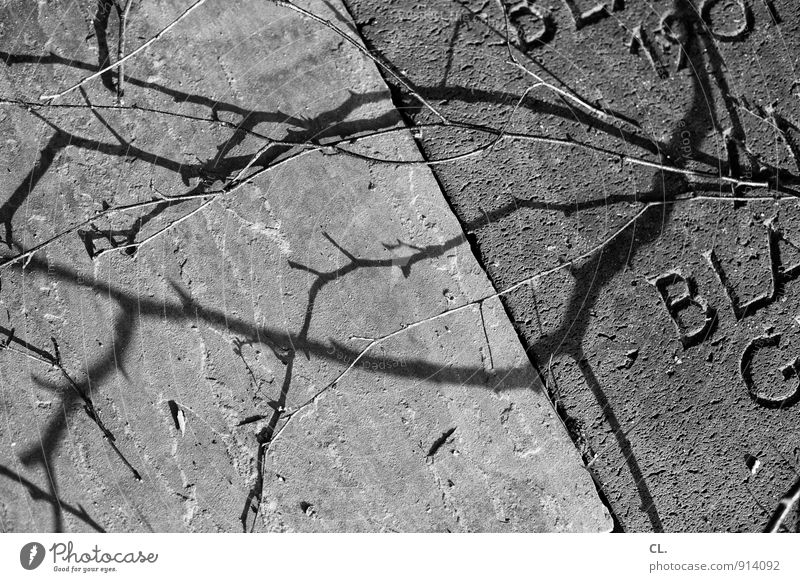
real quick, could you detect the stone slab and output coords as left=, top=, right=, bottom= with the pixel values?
left=0, top=0, right=610, bottom=532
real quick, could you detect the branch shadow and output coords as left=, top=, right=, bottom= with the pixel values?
left=92, top=0, right=118, bottom=95
left=5, top=222, right=538, bottom=531
left=358, top=0, right=755, bottom=532
left=1, top=0, right=788, bottom=532
left=0, top=463, right=105, bottom=532
left=509, top=1, right=729, bottom=532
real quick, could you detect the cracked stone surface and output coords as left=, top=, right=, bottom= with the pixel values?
left=0, top=0, right=610, bottom=532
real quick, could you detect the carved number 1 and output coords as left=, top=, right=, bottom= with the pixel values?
left=561, top=0, right=623, bottom=31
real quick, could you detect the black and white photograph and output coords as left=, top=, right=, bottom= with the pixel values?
left=0, top=0, right=798, bottom=578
